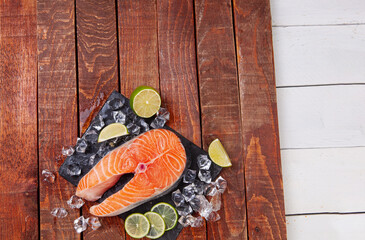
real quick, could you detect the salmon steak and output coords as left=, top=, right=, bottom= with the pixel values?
left=76, top=129, right=187, bottom=217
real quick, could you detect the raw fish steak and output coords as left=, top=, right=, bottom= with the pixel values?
left=76, top=129, right=187, bottom=217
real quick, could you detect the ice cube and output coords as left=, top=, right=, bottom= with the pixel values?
left=50, top=207, right=68, bottom=218
left=139, top=119, right=150, bottom=132
left=67, top=195, right=85, bottom=209
left=83, top=130, right=98, bottom=143
left=178, top=215, right=195, bottom=227
left=210, top=192, right=222, bottom=211
left=108, top=98, right=125, bottom=110
left=62, top=146, right=74, bottom=156
left=215, top=176, right=227, bottom=193
left=113, top=110, right=126, bottom=124
left=150, top=116, right=167, bottom=129
left=67, top=163, right=81, bottom=176
left=172, top=189, right=185, bottom=207
left=182, top=185, right=196, bottom=202
left=183, top=169, right=196, bottom=184
left=198, top=169, right=212, bottom=183
left=86, top=217, right=101, bottom=230
left=156, top=107, right=170, bottom=121
left=74, top=216, right=88, bottom=233
left=192, top=180, right=206, bottom=195
left=97, top=143, right=108, bottom=158
left=188, top=196, right=201, bottom=212
left=197, top=155, right=211, bottom=170
left=89, top=154, right=96, bottom=166
left=93, top=115, right=105, bottom=131
left=193, top=195, right=213, bottom=218
left=190, top=216, right=204, bottom=228
left=126, top=123, right=140, bottom=135
left=42, top=169, right=55, bottom=183
left=206, top=211, right=221, bottom=222
left=204, top=182, right=217, bottom=196
left=176, top=203, right=193, bottom=216
left=76, top=138, right=87, bottom=153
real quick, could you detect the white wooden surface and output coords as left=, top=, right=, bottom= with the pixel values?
left=271, top=0, right=365, bottom=26
left=273, top=25, right=365, bottom=87
left=287, top=214, right=365, bottom=240
left=282, top=147, right=365, bottom=214
left=271, top=0, right=365, bottom=238
left=277, top=85, right=365, bottom=149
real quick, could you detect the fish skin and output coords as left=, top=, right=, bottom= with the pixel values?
left=76, top=129, right=187, bottom=217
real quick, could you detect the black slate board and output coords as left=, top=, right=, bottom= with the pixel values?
left=59, top=91, right=222, bottom=240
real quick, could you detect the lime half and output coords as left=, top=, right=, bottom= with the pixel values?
left=144, top=212, right=166, bottom=239
left=151, top=202, right=178, bottom=231
left=125, top=213, right=150, bottom=239
left=130, top=86, right=161, bottom=118
left=208, top=138, right=232, bottom=167
left=97, top=123, right=128, bottom=143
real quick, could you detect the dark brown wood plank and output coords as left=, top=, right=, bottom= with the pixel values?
left=75, top=0, right=123, bottom=239
left=118, top=1, right=160, bottom=239
left=0, top=0, right=38, bottom=239
left=37, top=0, right=80, bottom=239
left=118, top=0, right=159, bottom=97
left=194, top=0, right=248, bottom=239
left=232, top=0, right=287, bottom=239
left=157, top=0, right=205, bottom=239
left=77, top=0, right=120, bottom=134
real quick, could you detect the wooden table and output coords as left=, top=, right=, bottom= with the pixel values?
left=0, top=0, right=286, bottom=239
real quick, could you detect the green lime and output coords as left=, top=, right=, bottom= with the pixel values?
left=124, top=213, right=150, bottom=239
left=97, top=123, right=128, bottom=143
left=151, top=202, right=178, bottom=231
left=208, top=138, right=232, bottom=167
left=144, top=211, right=166, bottom=239
left=130, top=86, right=161, bottom=118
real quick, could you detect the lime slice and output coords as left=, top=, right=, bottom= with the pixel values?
left=144, top=212, right=166, bottom=239
left=151, top=202, right=178, bottom=231
left=97, top=123, right=128, bottom=143
left=130, top=86, right=161, bottom=118
left=125, top=213, right=150, bottom=239
left=208, top=139, right=232, bottom=167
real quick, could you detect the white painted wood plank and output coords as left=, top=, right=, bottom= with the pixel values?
left=270, top=0, right=365, bottom=26
left=273, top=25, right=365, bottom=87
left=282, top=147, right=365, bottom=214
left=287, top=214, right=365, bottom=240
left=277, top=85, right=365, bottom=149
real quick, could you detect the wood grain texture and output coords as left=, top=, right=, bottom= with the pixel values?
left=194, top=0, right=247, bottom=239
left=75, top=0, right=123, bottom=239
left=37, top=0, right=80, bottom=239
left=76, top=0, right=119, bottom=134
left=118, top=0, right=159, bottom=97
left=277, top=85, right=365, bottom=149
left=273, top=25, right=365, bottom=87
left=157, top=0, right=204, bottom=239
left=0, top=0, right=38, bottom=239
left=233, top=0, right=287, bottom=239
left=282, top=147, right=365, bottom=214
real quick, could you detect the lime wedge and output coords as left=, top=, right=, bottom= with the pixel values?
left=97, top=123, right=128, bottom=143
left=151, top=202, right=178, bottom=231
left=130, top=86, right=161, bottom=118
left=208, top=139, right=232, bottom=167
left=125, top=213, right=150, bottom=239
left=144, top=212, right=166, bottom=239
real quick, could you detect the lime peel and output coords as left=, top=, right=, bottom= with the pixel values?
left=144, top=211, right=166, bottom=239
left=208, top=138, right=232, bottom=167
left=151, top=202, right=178, bottom=231
left=124, top=213, right=150, bottom=239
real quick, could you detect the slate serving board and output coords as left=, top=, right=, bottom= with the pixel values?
left=59, top=91, right=222, bottom=239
